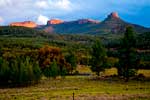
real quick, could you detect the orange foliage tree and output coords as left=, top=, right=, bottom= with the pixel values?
left=38, top=45, right=71, bottom=75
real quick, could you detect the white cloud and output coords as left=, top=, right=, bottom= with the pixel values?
left=0, top=0, right=12, bottom=7
left=37, top=15, right=49, bottom=25
left=35, top=0, right=72, bottom=11
left=35, top=0, right=49, bottom=9
left=52, top=0, right=71, bottom=10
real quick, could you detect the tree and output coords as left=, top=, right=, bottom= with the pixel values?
left=90, top=39, right=107, bottom=76
left=43, top=60, right=59, bottom=78
left=38, top=45, right=70, bottom=77
left=32, top=62, right=42, bottom=82
left=117, top=26, right=138, bottom=81
left=50, top=60, right=59, bottom=78
left=65, top=51, right=77, bottom=74
left=0, top=56, right=42, bottom=86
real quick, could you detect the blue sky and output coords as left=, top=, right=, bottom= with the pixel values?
left=0, top=0, right=150, bottom=27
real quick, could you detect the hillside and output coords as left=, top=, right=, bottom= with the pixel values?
left=38, top=12, right=150, bottom=34
left=0, top=26, right=49, bottom=37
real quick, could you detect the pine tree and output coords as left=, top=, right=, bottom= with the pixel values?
left=117, top=26, right=137, bottom=81
left=90, top=39, right=107, bottom=76
left=50, top=60, right=59, bottom=78
left=65, top=51, right=77, bottom=74
left=0, top=58, right=10, bottom=84
left=33, top=62, right=42, bottom=82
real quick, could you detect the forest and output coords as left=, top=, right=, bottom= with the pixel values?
left=0, top=26, right=150, bottom=99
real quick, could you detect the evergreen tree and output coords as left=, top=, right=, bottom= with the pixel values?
left=33, top=62, right=42, bottom=82
left=50, top=60, right=59, bottom=78
left=65, top=51, right=77, bottom=74
left=117, top=26, right=137, bottom=81
left=43, top=60, right=59, bottom=78
left=90, top=39, right=107, bottom=76
left=0, top=58, right=10, bottom=84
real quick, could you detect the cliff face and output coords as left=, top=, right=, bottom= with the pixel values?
left=47, top=19, right=64, bottom=25
left=77, top=19, right=100, bottom=24
left=10, top=21, right=37, bottom=28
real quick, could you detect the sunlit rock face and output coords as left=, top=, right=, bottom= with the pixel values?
left=47, top=19, right=64, bottom=25
left=77, top=19, right=100, bottom=24
left=108, top=12, right=119, bottom=19
left=10, top=21, right=37, bottom=28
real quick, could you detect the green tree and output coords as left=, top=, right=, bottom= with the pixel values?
left=33, top=62, right=42, bottom=82
left=50, top=60, right=59, bottom=78
left=117, top=26, right=137, bottom=81
left=0, top=56, right=42, bottom=86
left=65, top=51, right=77, bottom=74
left=0, top=58, right=10, bottom=84
left=43, top=60, right=59, bottom=78
left=90, top=39, right=107, bottom=76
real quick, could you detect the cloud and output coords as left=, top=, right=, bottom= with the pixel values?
left=0, top=0, right=12, bottom=7
left=35, top=0, right=49, bottom=9
left=37, top=15, right=49, bottom=25
left=35, top=0, right=72, bottom=11
left=53, top=0, right=71, bottom=10
left=0, top=0, right=149, bottom=26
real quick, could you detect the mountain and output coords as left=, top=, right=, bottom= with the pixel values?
left=8, top=12, right=150, bottom=34
left=37, top=19, right=100, bottom=34
left=39, top=12, right=149, bottom=34
left=97, top=12, right=149, bottom=34
left=10, top=21, right=37, bottom=28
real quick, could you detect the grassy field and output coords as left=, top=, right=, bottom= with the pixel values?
left=0, top=67, right=150, bottom=100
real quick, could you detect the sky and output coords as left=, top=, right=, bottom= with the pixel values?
left=0, top=0, right=150, bottom=27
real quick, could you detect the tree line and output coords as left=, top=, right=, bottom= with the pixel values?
left=90, top=26, right=150, bottom=81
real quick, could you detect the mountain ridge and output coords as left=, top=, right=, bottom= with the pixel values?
left=8, top=12, right=150, bottom=34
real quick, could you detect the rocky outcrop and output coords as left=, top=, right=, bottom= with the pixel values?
left=47, top=19, right=64, bottom=25
left=77, top=19, right=100, bottom=24
left=10, top=21, right=37, bottom=28
left=108, top=12, right=119, bottom=19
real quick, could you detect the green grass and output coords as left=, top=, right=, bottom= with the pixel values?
left=0, top=66, right=150, bottom=100
left=0, top=75, right=150, bottom=100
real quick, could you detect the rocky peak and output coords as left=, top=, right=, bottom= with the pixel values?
left=108, top=12, right=119, bottom=19
left=10, top=21, right=37, bottom=28
left=47, top=19, right=64, bottom=25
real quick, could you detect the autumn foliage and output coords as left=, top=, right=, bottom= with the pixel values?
left=38, top=45, right=71, bottom=75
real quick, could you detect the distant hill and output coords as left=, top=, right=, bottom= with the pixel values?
left=38, top=12, right=150, bottom=34
left=0, top=26, right=47, bottom=37
left=0, top=26, right=149, bottom=50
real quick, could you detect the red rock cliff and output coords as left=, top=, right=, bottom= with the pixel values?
left=10, top=21, right=37, bottom=28
left=47, top=19, right=64, bottom=25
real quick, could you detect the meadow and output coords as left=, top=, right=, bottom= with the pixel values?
left=0, top=67, right=150, bottom=100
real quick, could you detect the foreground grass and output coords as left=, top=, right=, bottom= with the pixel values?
left=0, top=75, right=150, bottom=100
